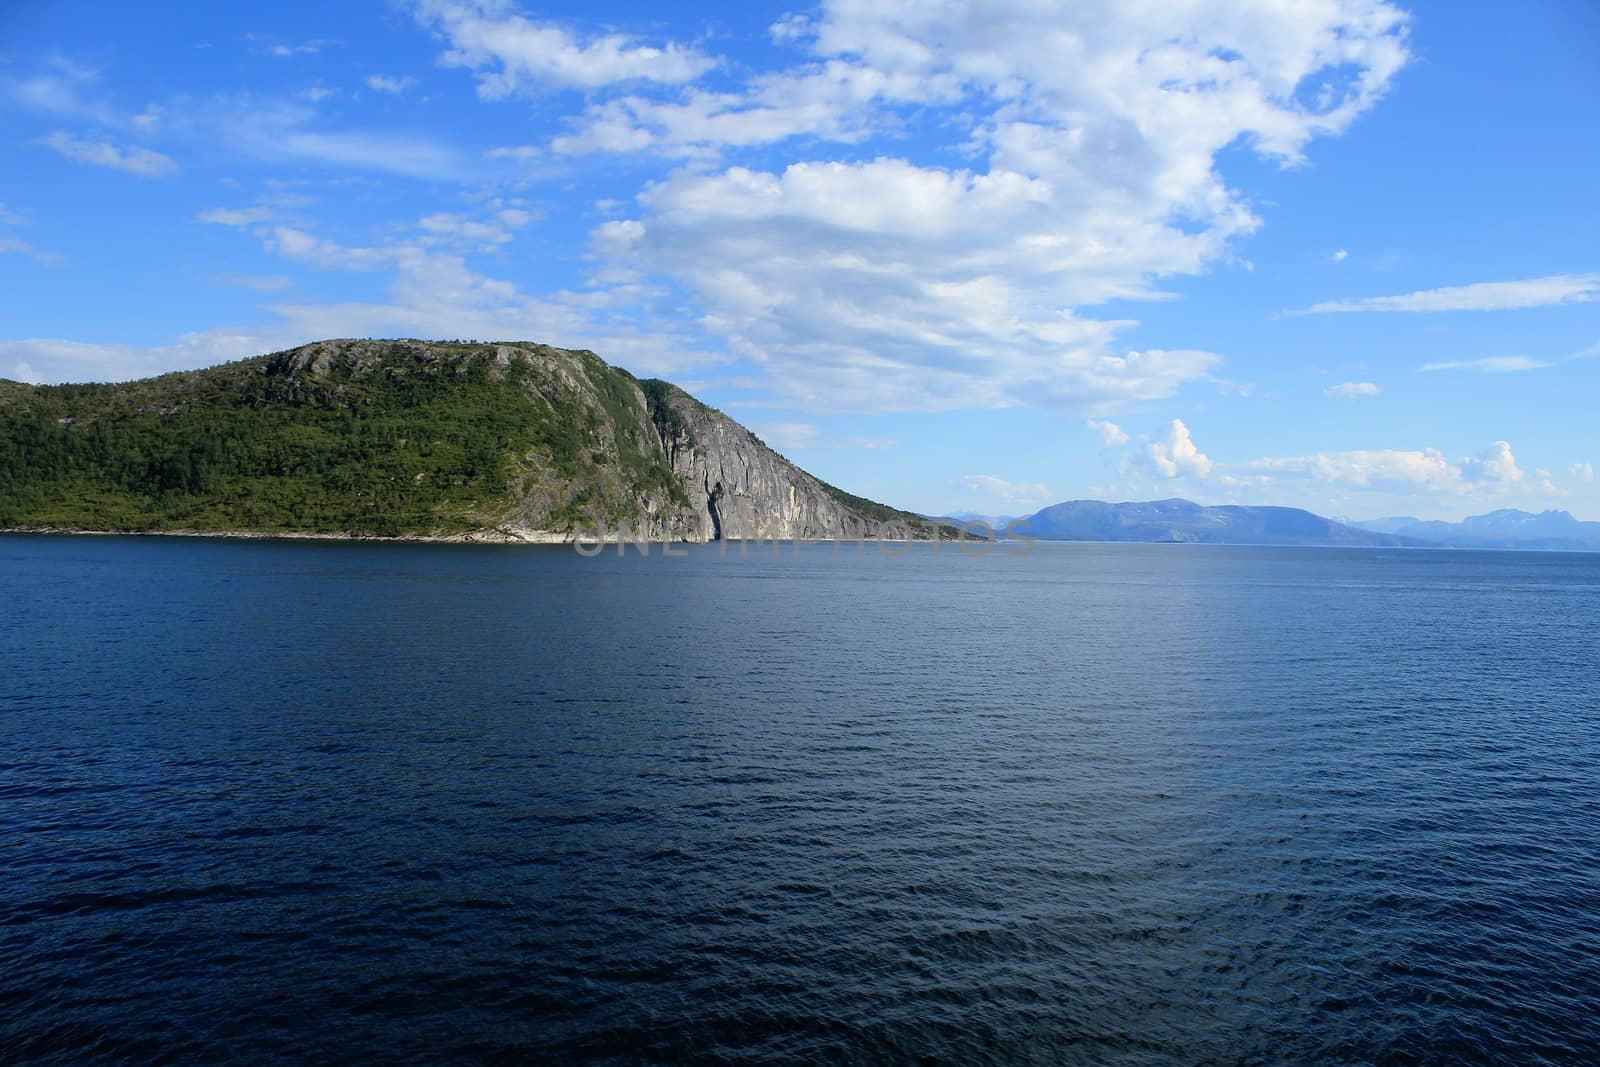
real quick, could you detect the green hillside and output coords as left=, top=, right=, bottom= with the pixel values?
left=0, top=341, right=677, bottom=536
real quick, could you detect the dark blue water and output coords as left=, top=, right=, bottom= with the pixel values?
left=3, top=536, right=1598, bottom=1064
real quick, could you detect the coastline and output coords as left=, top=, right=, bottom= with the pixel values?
left=0, top=525, right=585, bottom=545
left=0, top=525, right=961, bottom=546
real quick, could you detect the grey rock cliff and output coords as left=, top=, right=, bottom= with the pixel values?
left=646, top=384, right=918, bottom=542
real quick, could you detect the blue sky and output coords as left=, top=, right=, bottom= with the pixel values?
left=3, top=0, right=1596, bottom=521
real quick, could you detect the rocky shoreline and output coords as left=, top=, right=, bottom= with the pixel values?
left=0, top=525, right=962, bottom=546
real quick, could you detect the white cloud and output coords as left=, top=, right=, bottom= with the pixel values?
left=198, top=206, right=274, bottom=227
left=10, top=361, right=43, bottom=385
left=1324, top=380, right=1380, bottom=398
left=485, top=144, right=539, bottom=161
left=37, top=131, right=177, bottom=177
left=417, top=210, right=529, bottom=251
left=1243, top=440, right=1553, bottom=497
left=222, top=107, right=466, bottom=180
left=769, top=14, right=812, bottom=45
left=365, top=74, right=419, bottom=94
left=0, top=202, right=59, bottom=263
left=1458, top=440, right=1525, bottom=487
left=6, top=57, right=119, bottom=125
left=251, top=36, right=339, bottom=59
left=3, top=195, right=726, bottom=387
left=1330, top=248, right=1348, bottom=263
left=1298, top=273, right=1600, bottom=314
left=0, top=334, right=274, bottom=385
left=959, top=474, right=1052, bottom=507
left=1418, top=356, right=1550, bottom=373
left=746, top=423, right=895, bottom=452
left=588, top=0, right=1408, bottom=412
left=1570, top=462, right=1595, bottom=482
left=1134, top=419, right=1214, bottom=479
left=600, top=158, right=1227, bottom=412
left=120, top=94, right=471, bottom=181
left=0, top=236, right=64, bottom=266
left=750, top=421, right=821, bottom=451
left=550, top=61, right=935, bottom=157
left=1087, top=419, right=1129, bottom=446
left=411, top=0, right=713, bottom=95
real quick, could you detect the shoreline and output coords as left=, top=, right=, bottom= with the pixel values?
left=1, top=525, right=635, bottom=545
left=0, top=525, right=962, bottom=547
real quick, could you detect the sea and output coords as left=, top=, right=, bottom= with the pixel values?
left=2, top=534, right=1598, bottom=1064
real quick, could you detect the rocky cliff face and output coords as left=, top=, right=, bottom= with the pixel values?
left=274, top=339, right=937, bottom=542
left=641, top=382, right=915, bottom=543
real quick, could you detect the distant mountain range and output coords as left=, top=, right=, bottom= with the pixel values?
left=1349, top=509, right=1600, bottom=551
left=998, top=498, right=1420, bottom=546
left=934, top=498, right=1600, bottom=551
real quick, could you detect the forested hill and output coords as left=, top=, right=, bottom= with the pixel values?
left=0, top=339, right=944, bottom=542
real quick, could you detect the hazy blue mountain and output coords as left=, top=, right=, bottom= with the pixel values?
left=1346, top=516, right=1423, bottom=535
left=1014, top=498, right=1422, bottom=547
left=1350, top=509, right=1600, bottom=551
left=925, top=512, right=1018, bottom=534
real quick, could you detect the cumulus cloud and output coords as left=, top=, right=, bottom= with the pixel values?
left=585, top=0, right=1408, bottom=412
left=1330, top=248, right=1349, bottom=263
left=1324, top=380, right=1380, bottom=398
left=1246, top=448, right=1457, bottom=490
left=1570, top=462, right=1595, bottom=482
left=37, top=131, right=176, bottom=177
left=10, top=361, right=43, bottom=385
left=599, top=158, right=1228, bottom=412
left=1087, top=419, right=1129, bottom=446
left=1134, top=420, right=1214, bottom=480
left=1458, top=440, right=1525, bottom=486
left=1418, top=356, right=1549, bottom=373
left=959, top=474, right=1052, bottom=507
left=1242, top=440, right=1553, bottom=497
left=1298, top=273, right=1600, bottom=314
left=411, top=0, right=713, bottom=95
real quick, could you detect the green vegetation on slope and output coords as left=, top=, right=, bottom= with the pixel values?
left=0, top=341, right=679, bottom=536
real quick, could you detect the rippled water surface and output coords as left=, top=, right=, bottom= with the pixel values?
left=3, top=536, right=1599, bottom=1063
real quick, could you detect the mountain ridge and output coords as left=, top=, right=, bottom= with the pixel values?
left=1009, top=497, right=1424, bottom=547
left=1349, top=509, right=1600, bottom=551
